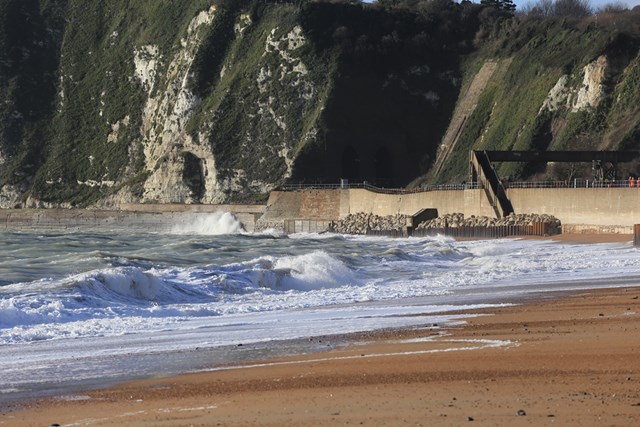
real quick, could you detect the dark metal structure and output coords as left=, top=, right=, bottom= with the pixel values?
left=480, top=150, right=640, bottom=182
left=469, top=150, right=640, bottom=218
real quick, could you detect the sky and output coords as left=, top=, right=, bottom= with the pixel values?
left=514, top=0, right=640, bottom=10
left=363, top=0, right=640, bottom=11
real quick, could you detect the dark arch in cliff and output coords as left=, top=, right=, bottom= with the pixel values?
left=375, top=146, right=393, bottom=187
left=341, top=146, right=360, bottom=182
left=182, top=152, right=205, bottom=201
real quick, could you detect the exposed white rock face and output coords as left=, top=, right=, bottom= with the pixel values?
left=257, top=67, right=273, bottom=93
left=256, top=25, right=314, bottom=174
left=264, top=26, right=309, bottom=80
left=234, top=13, right=252, bottom=34
left=572, top=55, right=608, bottom=112
left=540, top=56, right=609, bottom=113
left=540, top=75, right=570, bottom=112
left=0, top=185, right=22, bottom=208
left=278, top=146, right=295, bottom=178
left=133, top=5, right=222, bottom=204
left=76, top=179, right=115, bottom=188
left=134, top=45, right=160, bottom=92
left=107, top=115, right=130, bottom=144
left=24, top=195, right=72, bottom=209
left=116, top=12, right=315, bottom=205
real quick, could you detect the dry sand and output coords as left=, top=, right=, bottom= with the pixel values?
left=2, top=234, right=639, bottom=427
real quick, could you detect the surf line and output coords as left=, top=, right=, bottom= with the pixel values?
left=194, top=338, right=515, bottom=374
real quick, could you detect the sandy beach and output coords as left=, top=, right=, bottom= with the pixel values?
left=2, top=279, right=638, bottom=426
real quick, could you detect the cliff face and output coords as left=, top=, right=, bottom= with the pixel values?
left=430, top=16, right=640, bottom=183
left=1, top=2, right=639, bottom=208
left=1, top=0, right=468, bottom=207
left=2, top=0, right=332, bottom=207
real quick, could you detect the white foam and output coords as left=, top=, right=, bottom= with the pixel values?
left=272, top=251, right=359, bottom=291
left=170, top=211, right=243, bottom=235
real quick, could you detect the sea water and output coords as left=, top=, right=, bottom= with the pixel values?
left=1, top=213, right=639, bottom=402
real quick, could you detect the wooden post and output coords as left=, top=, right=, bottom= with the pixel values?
left=634, top=224, right=640, bottom=247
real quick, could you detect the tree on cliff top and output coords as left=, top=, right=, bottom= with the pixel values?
left=480, top=0, right=516, bottom=14
left=520, top=0, right=593, bottom=18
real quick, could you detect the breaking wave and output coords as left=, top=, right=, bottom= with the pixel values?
left=170, top=211, right=243, bottom=235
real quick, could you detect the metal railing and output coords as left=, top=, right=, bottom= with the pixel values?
left=279, top=179, right=640, bottom=193
left=279, top=181, right=482, bottom=194
left=283, top=219, right=333, bottom=234
left=506, top=180, right=638, bottom=189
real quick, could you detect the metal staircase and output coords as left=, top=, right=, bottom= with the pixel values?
left=469, top=151, right=514, bottom=218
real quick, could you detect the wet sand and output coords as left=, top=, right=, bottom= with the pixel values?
left=544, top=232, right=632, bottom=244
left=1, top=234, right=639, bottom=426
left=2, top=285, right=639, bottom=426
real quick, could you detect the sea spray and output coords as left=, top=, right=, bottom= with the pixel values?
left=170, top=212, right=244, bottom=235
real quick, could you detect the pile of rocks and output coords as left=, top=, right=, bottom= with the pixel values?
left=329, top=212, right=409, bottom=235
left=416, top=212, right=561, bottom=232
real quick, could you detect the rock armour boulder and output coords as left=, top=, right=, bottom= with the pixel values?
left=329, top=212, right=561, bottom=235
left=329, top=213, right=409, bottom=235
left=416, top=212, right=561, bottom=233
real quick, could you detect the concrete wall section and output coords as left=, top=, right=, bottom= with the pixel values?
left=119, top=203, right=265, bottom=231
left=299, top=190, right=341, bottom=220
left=264, top=188, right=640, bottom=234
left=119, top=203, right=265, bottom=214
left=1, top=209, right=260, bottom=232
left=508, top=188, right=640, bottom=231
left=345, top=189, right=495, bottom=218
left=262, top=190, right=341, bottom=221
left=257, top=190, right=343, bottom=230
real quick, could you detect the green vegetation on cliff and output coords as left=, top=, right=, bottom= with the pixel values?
left=432, top=10, right=640, bottom=183
left=1, top=0, right=639, bottom=206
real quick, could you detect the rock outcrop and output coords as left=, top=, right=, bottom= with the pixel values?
left=540, top=55, right=610, bottom=114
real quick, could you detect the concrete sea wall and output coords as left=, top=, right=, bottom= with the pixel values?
left=264, top=187, right=640, bottom=233
left=508, top=188, right=640, bottom=233
left=2, top=187, right=639, bottom=234
left=0, top=204, right=265, bottom=233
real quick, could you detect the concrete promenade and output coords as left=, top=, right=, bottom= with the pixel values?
left=2, top=186, right=639, bottom=233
